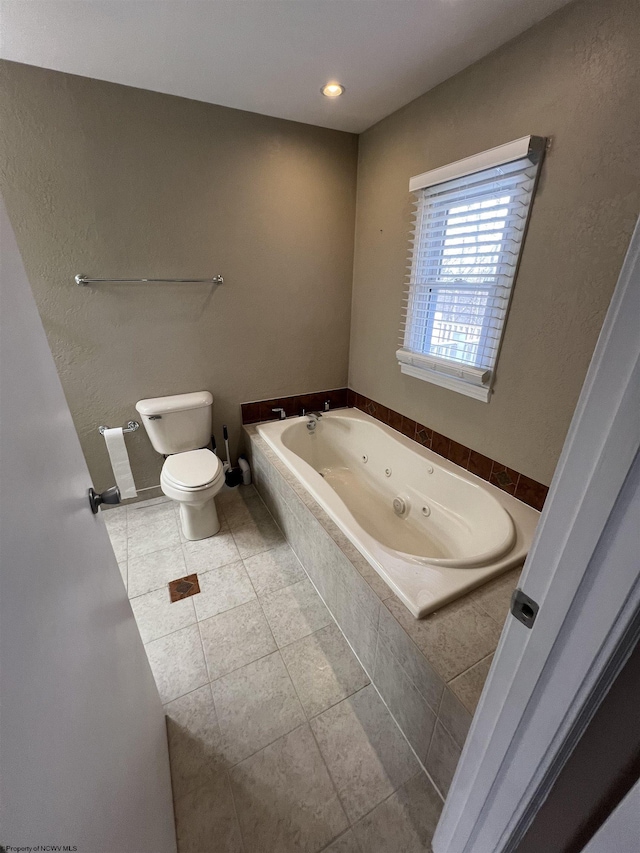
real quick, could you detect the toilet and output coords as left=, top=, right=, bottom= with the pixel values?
left=135, top=391, right=225, bottom=540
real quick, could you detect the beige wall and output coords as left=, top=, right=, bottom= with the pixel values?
left=2, top=0, right=639, bottom=493
left=0, top=61, right=358, bottom=492
left=349, top=0, right=640, bottom=484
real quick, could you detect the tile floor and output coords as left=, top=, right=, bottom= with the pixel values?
left=104, top=486, right=443, bottom=853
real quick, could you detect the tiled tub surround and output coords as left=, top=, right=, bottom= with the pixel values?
left=346, top=391, right=549, bottom=511
left=255, top=410, right=537, bottom=618
left=240, top=389, right=548, bottom=513
left=247, top=426, right=521, bottom=800
left=104, top=490, right=443, bottom=853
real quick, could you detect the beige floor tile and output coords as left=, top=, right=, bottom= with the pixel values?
left=310, top=685, right=419, bottom=823
left=229, top=724, right=348, bottom=853
left=352, top=772, right=443, bottom=853
left=173, top=772, right=243, bottom=853
left=127, top=545, right=187, bottom=598
left=182, top=527, right=241, bottom=574
left=222, top=492, right=273, bottom=529
left=261, top=578, right=332, bottom=647
left=281, top=623, right=369, bottom=718
left=231, top=513, right=285, bottom=559
left=102, top=506, right=127, bottom=531
left=145, top=624, right=208, bottom=704
left=103, top=507, right=127, bottom=563
left=165, top=684, right=227, bottom=799
left=127, top=502, right=181, bottom=559
left=200, top=599, right=276, bottom=681
left=212, top=651, right=305, bottom=765
left=193, top=561, right=256, bottom=621
left=130, top=585, right=196, bottom=644
left=243, top=543, right=305, bottom=596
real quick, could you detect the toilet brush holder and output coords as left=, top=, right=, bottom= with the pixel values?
left=225, top=467, right=243, bottom=488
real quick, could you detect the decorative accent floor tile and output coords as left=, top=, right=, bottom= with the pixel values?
left=169, top=573, right=201, bottom=602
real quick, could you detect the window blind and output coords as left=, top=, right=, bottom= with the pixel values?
left=398, top=136, right=545, bottom=400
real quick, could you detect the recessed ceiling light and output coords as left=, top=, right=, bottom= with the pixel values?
left=321, top=82, right=345, bottom=98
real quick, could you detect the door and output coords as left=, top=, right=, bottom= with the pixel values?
left=0, top=197, right=177, bottom=851
left=433, top=218, right=640, bottom=852
left=581, top=777, right=640, bottom=853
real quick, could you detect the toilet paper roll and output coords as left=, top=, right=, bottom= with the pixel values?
left=103, top=427, right=137, bottom=500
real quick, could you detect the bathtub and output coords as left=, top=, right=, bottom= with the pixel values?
left=256, top=409, right=539, bottom=617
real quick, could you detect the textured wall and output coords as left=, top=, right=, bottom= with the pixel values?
left=349, top=0, right=640, bottom=484
left=0, top=61, right=358, bottom=491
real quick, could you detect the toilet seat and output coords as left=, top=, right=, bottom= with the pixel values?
left=162, top=448, right=224, bottom=491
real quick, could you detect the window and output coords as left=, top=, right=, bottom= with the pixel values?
left=398, top=136, right=545, bottom=401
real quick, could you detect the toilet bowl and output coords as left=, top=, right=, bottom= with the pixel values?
left=161, top=448, right=225, bottom=540
left=135, top=390, right=225, bottom=541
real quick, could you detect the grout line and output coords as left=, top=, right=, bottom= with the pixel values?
left=307, top=716, right=352, bottom=829
left=348, top=768, right=427, bottom=832
left=371, top=675, right=446, bottom=803
left=135, top=598, right=197, bottom=646
left=447, top=649, right=495, bottom=687
left=162, top=679, right=214, bottom=712
left=225, top=764, right=247, bottom=853
left=199, top=622, right=277, bottom=686
left=223, top=716, right=309, bottom=773
left=318, top=828, right=364, bottom=853
left=376, top=627, right=443, bottom=718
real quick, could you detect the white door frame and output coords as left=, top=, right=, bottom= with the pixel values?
left=433, top=218, right=640, bottom=853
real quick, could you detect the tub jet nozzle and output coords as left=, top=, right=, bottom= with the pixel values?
left=393, top=496, right=408, bottom=517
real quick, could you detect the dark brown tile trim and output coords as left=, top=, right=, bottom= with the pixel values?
left=347, top=389, right=549, bottom=512
left=241, top=388, right=348, bottom=424
left=241, top=385, right=548, bottom=511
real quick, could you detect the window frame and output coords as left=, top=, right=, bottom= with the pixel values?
left=398, top=135, right=546, bottom=402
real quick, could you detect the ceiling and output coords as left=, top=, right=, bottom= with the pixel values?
left=0, top=0, right=572, bottom=133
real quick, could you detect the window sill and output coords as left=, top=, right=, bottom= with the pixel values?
left=399, top=362, right=492, bottom=402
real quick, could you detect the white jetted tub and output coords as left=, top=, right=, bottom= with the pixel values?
left=257, top=409, right=539, bottom=617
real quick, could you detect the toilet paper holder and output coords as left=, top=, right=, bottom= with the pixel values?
left=98, top=420, right=140, bottom=435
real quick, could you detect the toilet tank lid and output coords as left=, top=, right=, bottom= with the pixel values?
left=136, top=391, right=213, bottom=416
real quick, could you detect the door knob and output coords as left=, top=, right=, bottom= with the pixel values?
left=88, top=486, right=121, bottom=514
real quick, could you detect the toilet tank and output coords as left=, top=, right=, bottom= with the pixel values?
left=136, top=391, right=213, bottom=455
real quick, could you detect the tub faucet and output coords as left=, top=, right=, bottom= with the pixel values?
left=306, top=411, right=323, bottom=431
left=272, top=407, right=286, bottom=421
